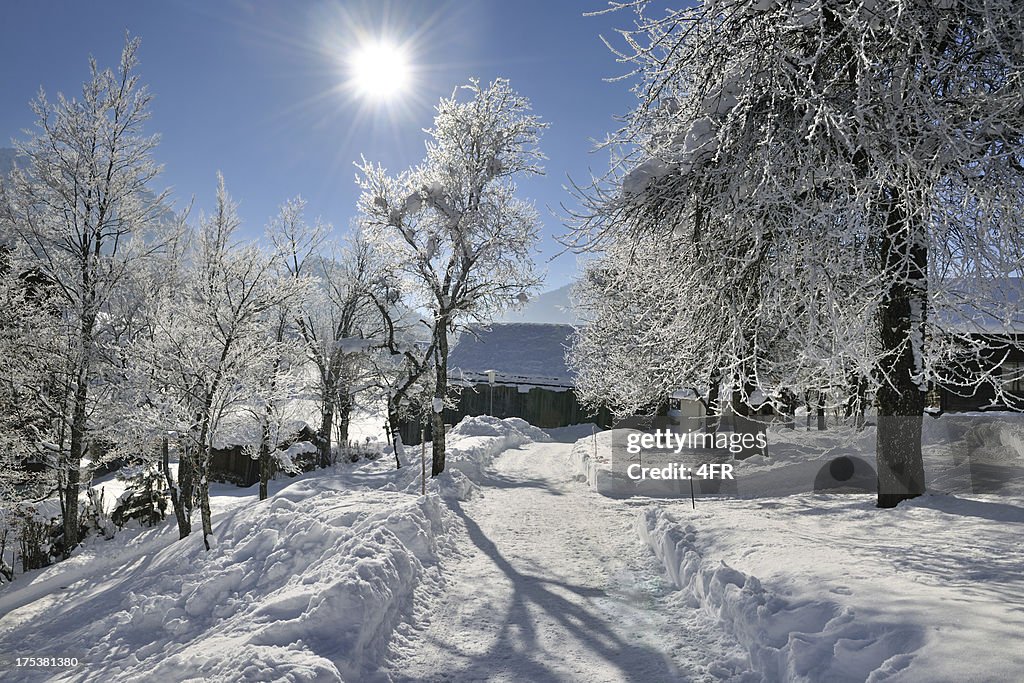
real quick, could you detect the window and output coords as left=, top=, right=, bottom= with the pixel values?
left=1001, top=362, right=1024, bottom=394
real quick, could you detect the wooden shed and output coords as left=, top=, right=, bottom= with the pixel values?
left=932, top=280, right=1024, bottom=413
left=209, top=424, right=322, bottom=487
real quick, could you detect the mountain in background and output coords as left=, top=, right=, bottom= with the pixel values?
left=498, top=283, right=578, bottom=325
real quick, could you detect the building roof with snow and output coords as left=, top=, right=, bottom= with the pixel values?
left=448, top=323, right=576, bottom=391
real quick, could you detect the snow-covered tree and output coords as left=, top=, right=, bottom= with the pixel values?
left=572, top=0, right=1024, bottom=506
left=362, top=266, right=436, bottom=469
left=0, top=37, right=175, bottom=551
left=138, top=175, right=304, bottom=547
left=358, top=78, right=547, bottom=475
left=268, top=202, right=379, bottom=467
left=0, top=251, right=65, bottom=527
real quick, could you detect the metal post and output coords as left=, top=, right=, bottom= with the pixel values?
left=486, top=369, right=496, bottom=417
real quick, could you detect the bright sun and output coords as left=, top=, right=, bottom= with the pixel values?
left=349, top=39, right=410, bottom=101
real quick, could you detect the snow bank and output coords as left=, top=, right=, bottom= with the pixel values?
left=569, top=427, right=625, bottom=495
left=572, top=416, right=1024, bottom=500
left=0, top=482, right=453, bottom=682
left=370, top=416, right=552, bottom=500
left=636, top=507, right=923, bottom=682
left=441, top=415, right=551, bottom=484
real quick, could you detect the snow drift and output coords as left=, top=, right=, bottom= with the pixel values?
left=0, top=481, right=452, bottom=682
left=370, top=416, right=552, bottom=500
left=442, top=415, right=551, bottom=483
left=636, top=507, right=923, bottom=682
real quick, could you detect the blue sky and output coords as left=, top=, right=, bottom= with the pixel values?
left=0, top=1, right=639, bottom=289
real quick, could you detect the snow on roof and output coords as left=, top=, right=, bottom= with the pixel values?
left=448, top=323, right=576, bottom=389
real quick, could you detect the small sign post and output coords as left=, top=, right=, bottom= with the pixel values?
left=485, top=369, right=496, bottom=416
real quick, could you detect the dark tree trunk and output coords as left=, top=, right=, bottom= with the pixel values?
left=431, top=325, right=449, bottom=477
left=875, top=191, right=927, bottom=508
left=62, top=373, right=89, bottom=558
left=335, top=391, right=352, bottom=449
left=318, top=398, right=334, bottom=469
left=780, top=389, right=797, bottom=429
left=816, top=394, right=827, bottom=431
left=258, top=421, right=272, bottom=501
left=164, top=437, right=193, bottom=539
left=732, top=375, right=764, bottom=458
left=387, top=399, right=403, bottom=469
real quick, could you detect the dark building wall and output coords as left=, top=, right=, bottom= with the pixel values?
left=209, top=446, right=260, bottom=487
left=938, top=336, right=1024, bottom=412
left=209, top=426, right=322, bottom=487
left=399, top=383, right=612, bottom=446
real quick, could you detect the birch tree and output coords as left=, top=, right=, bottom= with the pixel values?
left=358, top=78, right=546, bottom=475
left=572, top=0, right=1024, bottom=506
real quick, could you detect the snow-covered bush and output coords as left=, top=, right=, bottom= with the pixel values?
left=112, top=467, right=169, bottom=529
left=14, top=505, right=59, bottom=572
left=81, top=487, right=117, bottom=541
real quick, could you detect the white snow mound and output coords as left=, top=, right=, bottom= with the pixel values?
left=440, top=416, right=552, bottom=484
left=0, top=482, right=452, bottom=682
left=637, top=507, right=923, bottom=682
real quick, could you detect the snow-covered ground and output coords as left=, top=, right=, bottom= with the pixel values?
left=0, top=417, right=541, bottom=682
left=384, top=430, right=757, bottom=682
left=573, top=418, right=1024, bottom=682
left=3, top=416, right=1022, bottom=681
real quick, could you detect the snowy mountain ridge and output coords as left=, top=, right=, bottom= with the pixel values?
left=498, top=283, right=578, bottom=325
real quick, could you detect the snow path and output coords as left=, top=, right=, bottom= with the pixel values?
left=386, top=439, right=753, bottom=682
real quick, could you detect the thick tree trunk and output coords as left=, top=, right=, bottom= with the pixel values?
left=875, top=193, right=927, bottom=508
left=816, top=394, right=827, bottom=431
left=163, top=437, right=192, bottom=539
left=318, top=398, right=334, bottom=469
left=62, top=374, right=89, bottom=558
left=431, top=327, right=449, bottom=476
